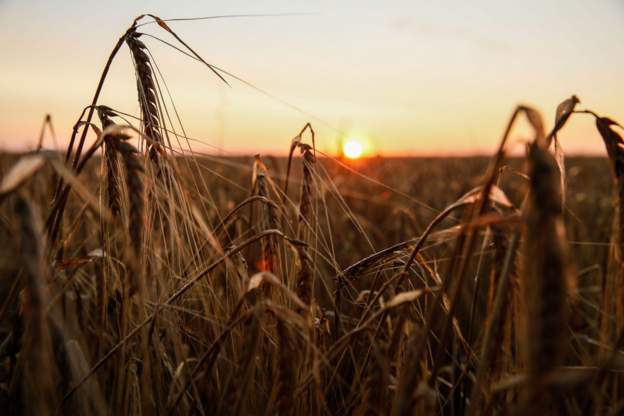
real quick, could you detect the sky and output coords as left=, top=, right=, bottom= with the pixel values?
left=0, top=0, right=622, bottom=156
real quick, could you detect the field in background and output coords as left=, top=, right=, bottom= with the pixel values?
left=0, top=154, right=614, bottom=282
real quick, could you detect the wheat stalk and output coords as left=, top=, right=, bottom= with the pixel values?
left=521, top=142, right=575, bottom=407
left=125, top=31, right=164, bottom=164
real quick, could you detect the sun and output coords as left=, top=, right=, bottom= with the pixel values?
left=343, top=139, right=363, bottom=159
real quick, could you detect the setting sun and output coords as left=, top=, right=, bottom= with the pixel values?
left=343, top=139, right=364, bottom=159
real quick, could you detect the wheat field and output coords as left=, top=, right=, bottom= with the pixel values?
left=2, top=14, right=624, bottom=416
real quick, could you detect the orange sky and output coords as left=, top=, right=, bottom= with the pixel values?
left=1, top=0, right=623, bottom=156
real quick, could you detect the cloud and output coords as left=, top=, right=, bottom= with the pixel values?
left=388, top=16, right=509, bottom=53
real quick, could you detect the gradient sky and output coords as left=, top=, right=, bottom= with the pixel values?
left=1, top=0, right=622, bottom=155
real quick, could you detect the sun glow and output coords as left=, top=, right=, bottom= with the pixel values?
left=343, top=139, right=364, bottom=159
